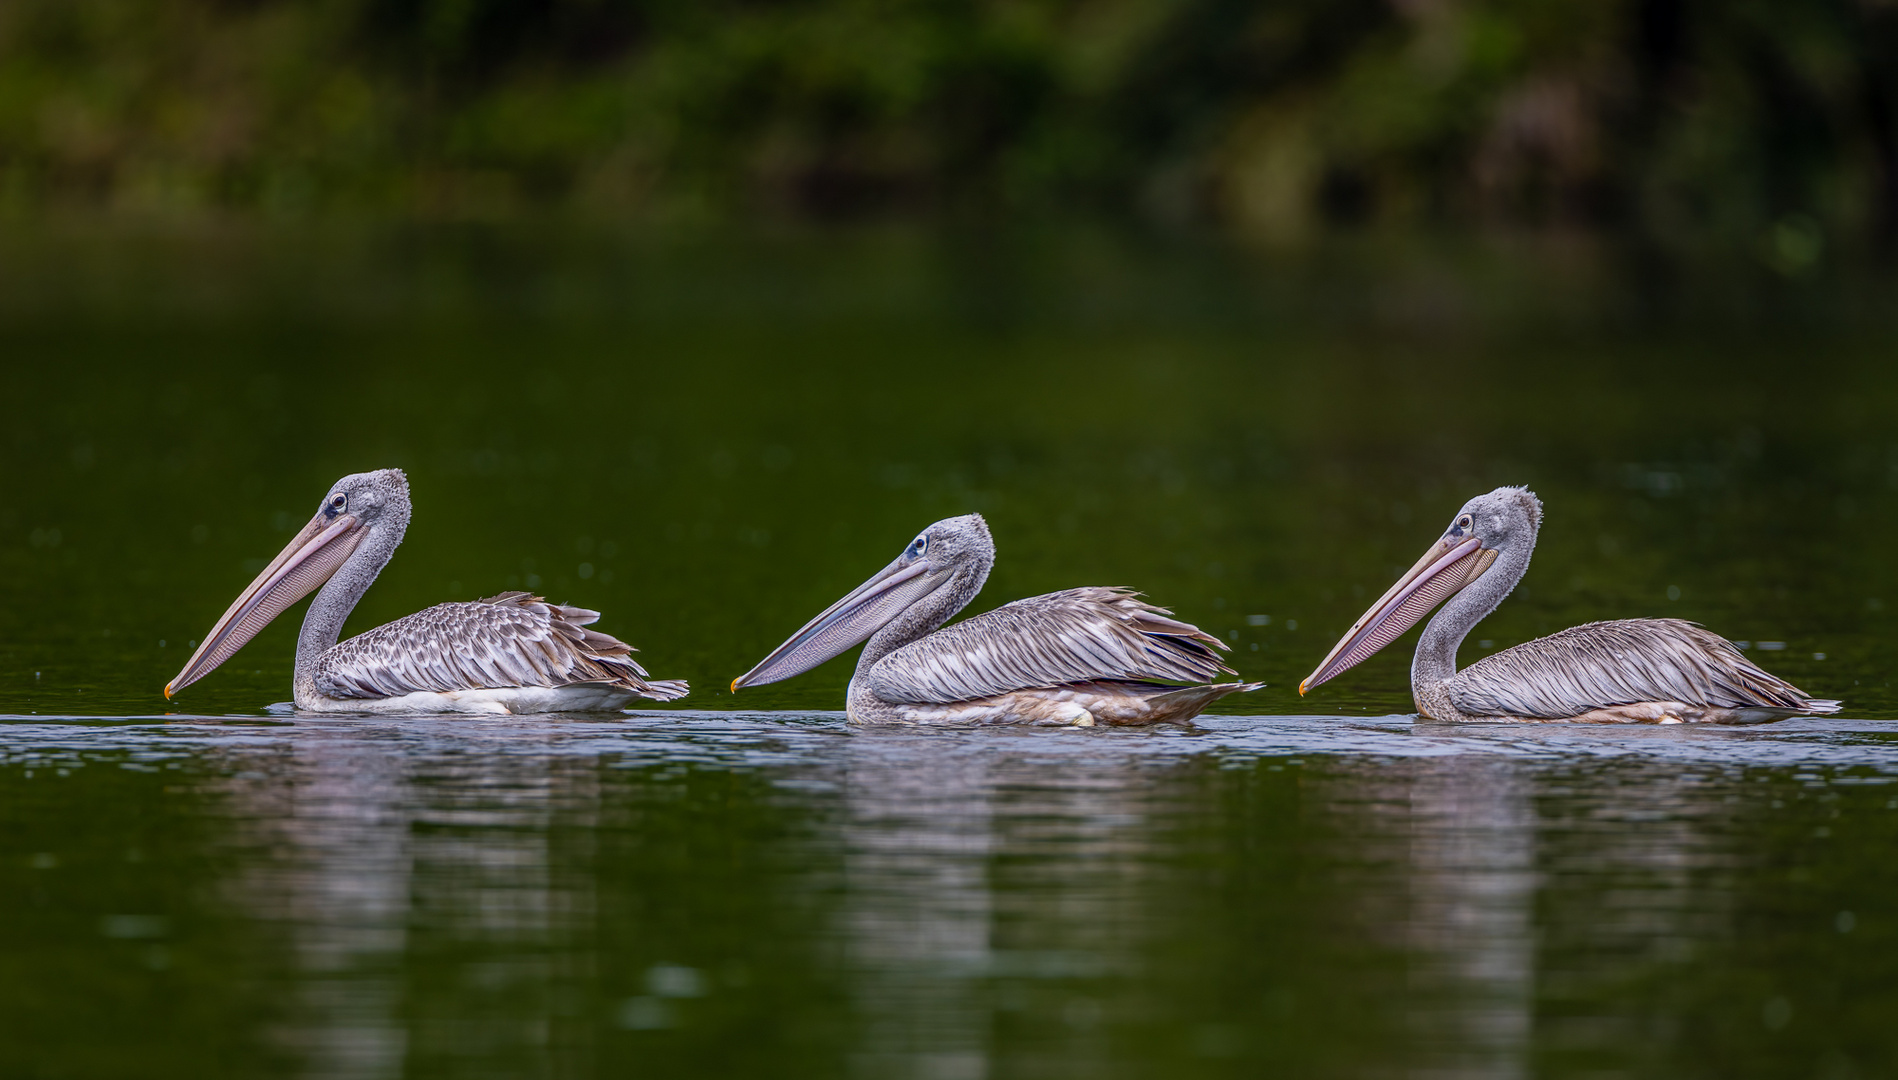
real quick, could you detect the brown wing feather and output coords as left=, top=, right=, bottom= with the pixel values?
left=867, top=587, right=1236, bottom=705
left=315, top=592, right=688, bottom=701
left=1449, top=618, right=1838, bottom=718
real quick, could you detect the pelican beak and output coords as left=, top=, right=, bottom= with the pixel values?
left=732, top=555, right=952, bottom=691
left=165, top=510, right=366, bottom=698
left=1300, top=533, right=1498, bottom=695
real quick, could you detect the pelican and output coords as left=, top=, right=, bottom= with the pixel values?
left=165, top=469, right=687, bottom=713
left=730, top=513, right=1260, bottom=725
left=1301, top=486, right=1840, bottom=723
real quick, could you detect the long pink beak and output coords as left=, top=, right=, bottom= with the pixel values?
left=731, top=556, right=948, bottom=692
left=1301, top=534, right=1497, bottom=695
left=165, top=511, right=365, bottom=698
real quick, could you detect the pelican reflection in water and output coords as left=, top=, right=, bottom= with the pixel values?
left=1301, top=486, right=1840, bottom=723
left=166, top=469, right=687, bottom=713
left=732, top=514, right=1260, bottom=725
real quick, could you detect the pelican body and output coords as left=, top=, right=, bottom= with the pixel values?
left=166, top=469, right=687, bottom=713
left=731, top=514, right=1260, bottom=725
left=1301, top=486, right=1839, bottom=724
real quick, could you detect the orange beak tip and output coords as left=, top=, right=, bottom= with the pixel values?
left=729, top=678, right=740, bottom=694
left=1297, top=680, right=1310, bottom=696
left=163, top=684, right=174, bottom=700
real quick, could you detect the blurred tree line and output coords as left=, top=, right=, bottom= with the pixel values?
left=2, top=0, right=1895, bottom=247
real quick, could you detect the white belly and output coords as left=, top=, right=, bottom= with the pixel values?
left=301, top=685, right=639, bottom=715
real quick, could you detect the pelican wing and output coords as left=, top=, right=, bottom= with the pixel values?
left=315, top=592, right=688, bottom=702
left=866, top=587, right=1235, bottom=705
left=1449, top=618, right=1832, bottom=718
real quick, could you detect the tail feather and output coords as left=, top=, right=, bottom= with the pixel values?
left=1139, top=680, right=1264, bottom=721
left=636, top=679, right=691, bottom=703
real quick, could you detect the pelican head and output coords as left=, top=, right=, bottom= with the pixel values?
left=1300, top=486, right=1540, bottom=694
left=165, top=469, right=411, bottom=698
left=731, top=513, right=994, bottom=692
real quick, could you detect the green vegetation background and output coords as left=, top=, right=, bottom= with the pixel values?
left=4, top=0, right=1895, bottom=248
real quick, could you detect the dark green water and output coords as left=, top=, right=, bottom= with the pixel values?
left=2, top=224, right=1896, bottom=1077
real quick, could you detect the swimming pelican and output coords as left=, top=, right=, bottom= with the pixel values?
left=165, top=469, right=687, bottom=713
left=730, top=513, right=1260, bottom=725
left=1300, top=486, right=1839, bottom=723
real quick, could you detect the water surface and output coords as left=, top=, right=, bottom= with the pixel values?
left=1, top=225, right=1894, bottom=1077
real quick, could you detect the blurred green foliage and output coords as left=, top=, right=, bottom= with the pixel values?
left=1, top=0, right=1895, bottom=243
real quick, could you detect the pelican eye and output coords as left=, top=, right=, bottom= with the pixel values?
left=1457, top=514, right=1473, bottom=532
left=905, top=535, right=928, bottom=560
left=327, top=493, right=348, bottom=515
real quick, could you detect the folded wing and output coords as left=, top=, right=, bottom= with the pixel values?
left=1449, top=618, right=1835, bottom=718
left=315, top=591, right=688, bottom=701
left=867, top=587, right=1234, bottom=705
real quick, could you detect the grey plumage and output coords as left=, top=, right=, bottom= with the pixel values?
left=1304, top=486, right=1840, bottom=724
left=1449, top=617, right=1829, bottom=721
left=168, top=468, right=687, bottom=712
left=317, top=592, right=687, bottom=702
left=732, top=514, right=1259, bottom=725
left=868, top=587, right=1232, bottom=705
